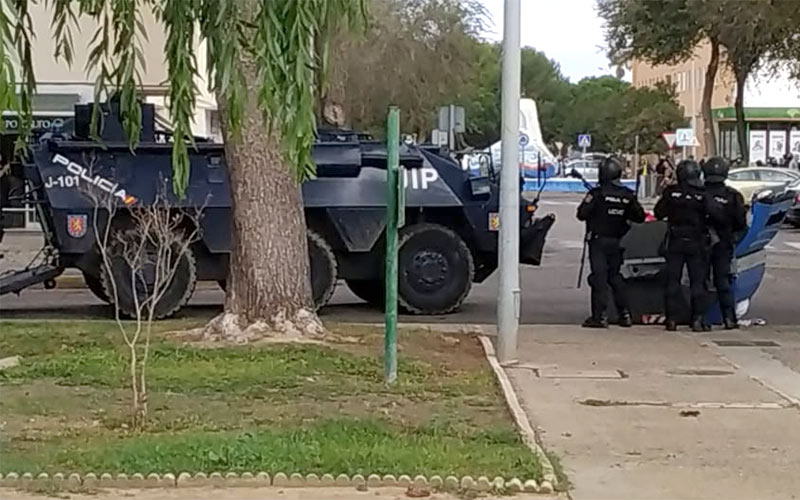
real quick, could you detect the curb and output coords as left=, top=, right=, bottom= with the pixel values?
left=54, top=274, right=85, bottom=289
left=479, top=336, right=558, bottom=491
left=0, top=472, right=549, bottom=494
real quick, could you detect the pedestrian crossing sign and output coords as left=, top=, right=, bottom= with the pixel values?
left=676, top=128, right=695, bottom=147
left=578, top=134, right=591, bottom=148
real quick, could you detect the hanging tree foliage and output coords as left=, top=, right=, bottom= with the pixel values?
left=1, top=0, right=364, bottom=196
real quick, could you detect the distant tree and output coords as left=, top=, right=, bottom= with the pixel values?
left=600, top=0, right=800, bottom=162
left=713, top=0, right=800, bottom=163
left=326, top=0, right=490, bottom=138
left=462, top=45, right=572, bottom=148
left=615, top=83, right=689, bottom=153
left=563, top=76, right=686, bottom=154
left=325, top=4, right=571, bottom=150
left=520, top=48, right=572, bottom=145
left=461, top=41, right=501, bottom=147
left=598, top=0, right=719, bottom=155
left=561, top=76, right=630, bottom=152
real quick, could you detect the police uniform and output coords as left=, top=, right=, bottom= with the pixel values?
left=703, top=157, right=747, bottom=329
left=654, top=160, right=708, bottom=331
left=576, top=157, right=646, bottom=328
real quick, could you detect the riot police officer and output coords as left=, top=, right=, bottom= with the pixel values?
left=654, top=160, right=708, bottom=331
left=577, top=156, right=646, bottom=328
left=703, top=157, right=747, bottom=329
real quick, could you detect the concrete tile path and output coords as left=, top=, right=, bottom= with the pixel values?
left=506, top=325, right=800, bottom=500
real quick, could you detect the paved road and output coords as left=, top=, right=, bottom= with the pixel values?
left=2, top=193, right=799, bottom=324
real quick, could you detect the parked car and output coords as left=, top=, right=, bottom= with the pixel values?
left=563, top=156, right=607, bottom=180
left=726, top=167, right=800, bottom=205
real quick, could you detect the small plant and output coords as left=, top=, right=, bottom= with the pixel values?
left=86, top=176, right=202, bottom=428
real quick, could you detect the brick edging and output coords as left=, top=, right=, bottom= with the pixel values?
left=0, top=472, right=549, bottom=493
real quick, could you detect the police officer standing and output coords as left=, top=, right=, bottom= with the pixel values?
left=703, top=157, right=747, bottom=329
left=577, top=157, right=646, bottom=328
left=654, top=160, right=708, bottom=331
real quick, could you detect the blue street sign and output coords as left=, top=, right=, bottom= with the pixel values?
left=519, top=133, right=530, bottom=147
left=578, top=134, right=591, bottom=148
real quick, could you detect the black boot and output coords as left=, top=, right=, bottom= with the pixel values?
left=582, top=316, right=609, bottom=329
left=723, top=317, right=738, bottom=330
left=618, top=311, right=633, bottom=328
left=690, top=317, right=705, bottom=332
left=665, top=320, right=677, bottom=331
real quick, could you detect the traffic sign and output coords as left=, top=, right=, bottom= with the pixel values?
left=662, top=132, right=677, bottom=149
left=519, top=132, right=529, bottom=147
left=676, top=128, right=695, bottom=147
left=578, top=134, right=591, bottom=148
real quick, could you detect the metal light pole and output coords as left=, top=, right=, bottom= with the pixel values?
left=691, top=57, right=698, bottom=158
left=496, top=0, right=522, bottom=364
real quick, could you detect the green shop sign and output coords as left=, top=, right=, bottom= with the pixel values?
left=714, top=107, right=800, bottom=120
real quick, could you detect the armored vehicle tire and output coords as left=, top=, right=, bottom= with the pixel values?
left=397, top=223, right=474, bottom=315
left=83, top=272, right=111, bottom=303
left=100, top=230, right=197, bottom=320
left=216, top=230, right=337, bottom=310
left=308, top=229, right=337, bottom=309
left=346, top=279, right=384, bottom=308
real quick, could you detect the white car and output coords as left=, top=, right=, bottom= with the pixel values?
left=726, top=167, right=800, bottom=203
left=564, top=158, right=604, bottom=180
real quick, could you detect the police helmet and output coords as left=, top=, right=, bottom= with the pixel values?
left=677, top=160, right=703, bottom=188
left=598, top=156, right=623, bottom=185
left=702, top=156, right=729, bottom=184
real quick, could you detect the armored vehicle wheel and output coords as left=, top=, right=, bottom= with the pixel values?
left=346, top=279, right=384, bottom=308
left=397, top=223, right=474, bottom=315
left=308, top=229, right=337, bottom=309
left=83, top=272, right=111, bottom=303
left=101, top=230, right=197, bottom=319
left=215, top=230, right=335, bottom=309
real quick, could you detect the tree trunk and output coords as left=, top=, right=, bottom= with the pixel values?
left=734, top=69, right=749, bottom=165
left=204, top=55, right=324, bottom=342
left=701, top=38, right=720, bottom=157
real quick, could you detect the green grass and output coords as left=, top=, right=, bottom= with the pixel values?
left=1, top=420, right=541, bottom=478
left=0, top=320, right=547, bottom=480
left=2, top=338, right=495, bottom=398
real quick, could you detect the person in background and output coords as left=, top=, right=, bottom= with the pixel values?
left=655, top=155, right=676, bottom=195
left=783, top=152, right=798, bottom=171
left=576, top=156, right=646, bottom=328
left=654, top=160, right=709, bottom=332
left=703, top=157, right=747, bottom=329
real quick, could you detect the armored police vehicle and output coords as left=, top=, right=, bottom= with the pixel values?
left=0, top=100, right=555, bottom=318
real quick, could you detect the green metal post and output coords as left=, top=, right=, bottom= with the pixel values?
left=385, top=107, right=400, bottom=384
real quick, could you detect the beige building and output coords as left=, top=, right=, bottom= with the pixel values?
left=633, top=40, right=800, bottom=163
left=631, top=40, right=735, bottom=157
left=7, top=3, right=219, bottom=140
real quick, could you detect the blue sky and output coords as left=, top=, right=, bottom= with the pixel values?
left=479, top=0, right=615, bottom=82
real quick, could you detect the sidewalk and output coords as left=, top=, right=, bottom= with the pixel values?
left=505, top=325, right=800, bottom=500
left=2, top=487, right=559, bottom=500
